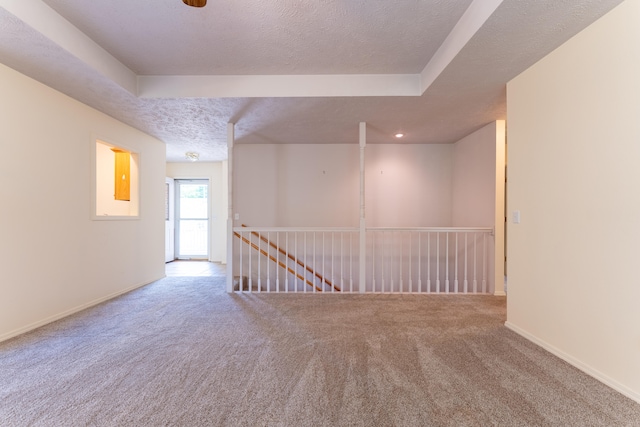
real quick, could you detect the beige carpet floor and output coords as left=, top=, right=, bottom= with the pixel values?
left=1, top=276, right=639, bottom=426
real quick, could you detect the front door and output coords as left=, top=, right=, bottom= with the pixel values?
left=165, top=177, right=175, bottom=262
left=175, top=179, right=209, bottom=260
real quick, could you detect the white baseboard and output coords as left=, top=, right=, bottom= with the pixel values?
left=0, top=277, right=162, bottom=344
left=505, top=321, right=640, bottom=405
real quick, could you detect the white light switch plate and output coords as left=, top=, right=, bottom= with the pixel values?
left=512, top=211, right=521, bottom=224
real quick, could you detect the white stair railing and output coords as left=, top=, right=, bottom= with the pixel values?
left=233, top=226, right=493, bottom=294
left=233, top=227, right=359, bottom=293
left=366, top=228, right=493, bottom=294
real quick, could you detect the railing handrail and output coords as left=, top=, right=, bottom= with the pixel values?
left=234, top=226, right=359, bottom=233
left=367, top=227, right=493, bottom=233
left=234, top=226, right=491, bottom=233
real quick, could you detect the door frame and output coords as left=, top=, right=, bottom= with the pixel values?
left=174, top=178, right=210, bottom=260
left=165, top=177, right=175, bottom=262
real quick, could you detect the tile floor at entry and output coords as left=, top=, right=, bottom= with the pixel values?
left=165, top=260, right=226, bottom=277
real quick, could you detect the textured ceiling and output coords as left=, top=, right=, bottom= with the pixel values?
left=0, top=0, right=626, bottom=162
left=40, top=0, right=474, bottom=75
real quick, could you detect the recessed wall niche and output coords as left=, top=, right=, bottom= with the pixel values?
left=94, top=139, right=139, bottom=219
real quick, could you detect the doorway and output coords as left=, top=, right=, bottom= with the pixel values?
left=165, top=178, right=175, bottom=262
left=175, top=179, right=209, bottom=260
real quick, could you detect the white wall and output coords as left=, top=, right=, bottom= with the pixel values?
left=234, top=143, right=454, bottom=228
left=452, top=122, right=498, bottom=227
left=451, top=121, right=506, bottom=294
left=365, top=144, right=453, bottom=227
left=235, top=144, right=360, bottom=227
left=0, top=63, right=166, bottom=342
left=506, top=0, right=640, bottom=402
left=166, top=162, right=226, bottom=263
left=231, top=137, right=513, bottom=231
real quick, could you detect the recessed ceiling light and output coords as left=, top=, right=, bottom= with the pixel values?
left=395, top=133, right=404, bottom=138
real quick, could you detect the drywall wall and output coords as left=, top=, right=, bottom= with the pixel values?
left=0, top=63, right=166, bottom=342
left=506, top=0, right=640, bottom=402
left=451, top=120, right=506, bottom=295
left=234, top=144, right=360, bottom=227
left=166, top=162, right=226, bottom=263
left=365, top=144, right=453, bottom=227
left=452, top=122, right=498, bottom=227
left=233, top=143, right=454, bottom=227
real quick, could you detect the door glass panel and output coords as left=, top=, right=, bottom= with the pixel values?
left=177, top=181, right=208, bottom=258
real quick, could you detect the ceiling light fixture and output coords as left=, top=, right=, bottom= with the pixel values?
left=395, top=133, right=404, bottom=138
left=182, top=0, right=207, bottom=7
left=185, top=152, right=200, bottom=161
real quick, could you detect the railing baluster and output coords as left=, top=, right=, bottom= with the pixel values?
left=257, top=231, right=261, bottom=293
left=266, top=231, right=270, bottom=292
left=331, top=232, right=335, bottom=293
left=454, top=232, right=458, bottom=293
left=418, top=232, right=422, bottom=293
left=303, top=232, right=307, bottom=293
left=482, top=233, right=487, bottom=293
left=340, top=233, right=345, bottom=289
left=294, top=231, right=298, bottom=293
left=381, top=231, right=385, bottom=293
left=427, top=232, right=431, bottom=293
left=391, top=231, right=395, bottom=293
left=322, top=232, right=325, bottom=291
left=436, top=232, right=440, bottom=293
left=409, top=232, right=412, bottom=293
left=371, top=231, right=376, bottom=292
left=399, top=232, right=403, bottom=293
left=464, top=233, right=468, bottom=293
left=276, top=232, right=280, bottom=292
left=350, top=232, right=353, bottom=293
left=389, top=231, right=393, bottom=292
left=285, top=231, right=289, bottom=293
left=248, top=231, right=253, bottom=293
left=398, top=231, right=401, bottom=292
left=473, top=233, right=478, bottom=293
left=445, top=232, right=449, bottom=293
left=239, top=231, right=243, bottom=293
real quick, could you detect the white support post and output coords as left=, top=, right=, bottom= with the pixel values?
left=494, top=120, right=507, bottom=296
left=358, top=122, right=367, bottom=293
left=226, top=123, right=235, bottom=293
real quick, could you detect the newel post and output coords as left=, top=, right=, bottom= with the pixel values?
left=226, top=123, right=235, bottom=293
left=359, top=122, right=366, bottom=293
